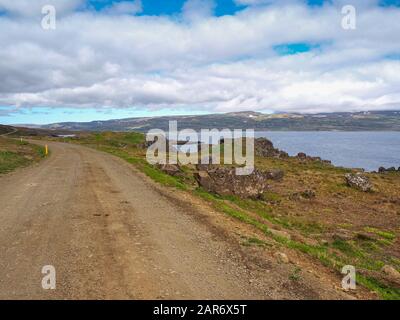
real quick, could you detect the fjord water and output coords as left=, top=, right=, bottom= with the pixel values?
left=255, top=131, right=400, bottom=172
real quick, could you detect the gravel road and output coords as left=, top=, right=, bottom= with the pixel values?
left=0, top=141, right=353, bottom=299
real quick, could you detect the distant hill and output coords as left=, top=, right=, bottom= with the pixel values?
left=0, top=125, right=14, bottom=135
left=36, top=110, right=400, bottom=132
left=0, top=124, right=78, bottom=137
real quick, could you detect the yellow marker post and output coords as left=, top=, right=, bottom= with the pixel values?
left=45, top=145, right=48, bottom=156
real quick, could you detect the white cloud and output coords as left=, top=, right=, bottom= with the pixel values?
left=0, top=0, right=399, bottom=114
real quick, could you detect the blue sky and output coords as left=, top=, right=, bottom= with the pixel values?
left=0, top=0, right=400, bottom=124
left=90, top=0, right=246, bottom=16
left=87, top=0, right=400, bottom=15
left=0, top=106, right=209, bottom=125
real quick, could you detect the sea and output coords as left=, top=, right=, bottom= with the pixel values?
left=255, top=131, right=400, bottom=172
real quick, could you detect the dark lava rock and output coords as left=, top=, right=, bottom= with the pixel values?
left=378, top=166, right=398, bottom=173
left=296, top=152, right=307, bottom=160
left=194, top=167, right=270, bottom=199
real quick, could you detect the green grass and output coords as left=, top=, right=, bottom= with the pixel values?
left=0, top=151, right=30, bottom=174
left=241, top=237, right=271, bottom=247
left=289, top=267, right=302, bottom=281
left=364, top=227, right=396, bottom=241
left=0, top=143, right=45, bottom=174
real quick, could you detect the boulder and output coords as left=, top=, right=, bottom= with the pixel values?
left=381, top=265, right=400, bottom=286
left=297, top=152, right=307, bottom=160
left=194, top=167, right=270, bottom=198
left=345, top=173, right=372, bottom=192
left=274, top=252, right=289, bottom=264
left=265, top=169, right=284, bottom=181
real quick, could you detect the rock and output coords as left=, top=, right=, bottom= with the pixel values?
left=289, top=189, right=316, bottom=200
left=156, top=164, right=182, bottom=177
left=194, top=167, right=270, bottom=199
left=301, top=189, right=316, bottom=199
left=274, top=252, right=289, bottom=264
left=345, top=173, right=372, bottom=192
left=356, top=232, right=375, bottom=241
left=297, top=152, right=307, bottom=160
left=381, top=265, right=400, bottom=285
left=254, top=138, right=288, bottom=159
left=378, top=166, right=398, bottom=173
left=266, top=169, right=284, bottom=181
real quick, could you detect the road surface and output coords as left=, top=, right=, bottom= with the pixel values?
left=0, top=141, right=350, bottom=299
left=0, top=128, right=18, bottom=136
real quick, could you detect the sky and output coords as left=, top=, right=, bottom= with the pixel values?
left=0, top=0, right=400, bottom=124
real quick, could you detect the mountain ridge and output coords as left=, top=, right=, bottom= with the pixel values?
left=27, top=110, right=400, bottom=132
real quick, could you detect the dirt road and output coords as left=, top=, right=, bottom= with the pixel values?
left=0, top=141, right=351, bottom=299
left=0, top=128, right=18, bottom=136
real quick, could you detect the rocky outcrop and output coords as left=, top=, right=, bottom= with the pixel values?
left=296, top=152, right=331, bottom=164
left=378, top=166, right=400, bottom=173
left=254, top=138, right=289, bottom=159
left=345, top=173, right=372, bottom=192
left=194, top=167, right=271, bottom=198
